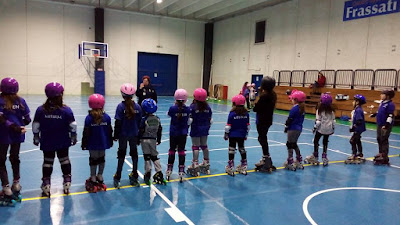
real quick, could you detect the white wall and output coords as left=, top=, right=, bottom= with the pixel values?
left=212, top=0, right=400, bottom=99
left=0, top=0, right=204, bottom=95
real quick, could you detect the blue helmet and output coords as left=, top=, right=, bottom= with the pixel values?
left=141, top=98, right=157, bottom=114
left=354, top=94, right=366, bottom=105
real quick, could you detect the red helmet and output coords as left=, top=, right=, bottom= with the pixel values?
left=88, top=94, right=105, bottom=109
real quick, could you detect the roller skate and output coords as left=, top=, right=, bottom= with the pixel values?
left=85, top=178, right=98, bottom=193
left=96, top=175, right=107, bottom=191
left=113, top=174, right=121, bottom=189
left=144, top=172, right=151, bottom=186
left=236, top=159, right=248, bottom=175
left=0, top=186, right=16, bottom=207
left=41, top=177, right=51, bottom=198
left=199, top=160, right=211, bottom=175
left=165, top=164, right=173, bottom=181
left=284, top=157, right=296, bottom=171
left=187, top=161, right=200, bottom=177
left=373, top=153, right=390, bottom=166
left=356, top=153, right=366, bottom=164
left=295, top=155, right=304, bottom=170
left=178, top=165, right=185, bottom=183
left=255, top=156, right=276, bottom=173
left=322, top=153, right=329, bottom=166
left=153, top=171, right=167, bottom=185
left=225, top=160, right=235, bottom=176
left=11, top=179, right=22, bottom=202
left=63, top=174, right=71, bottom=195
left=304, top=153, right=319, bottom=166
left=345, top=155, right=362, bottom=164
left=129, top=171, right=140, bottom=187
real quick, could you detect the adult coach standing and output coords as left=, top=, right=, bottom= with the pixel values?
left=137, top=76, right=158, bottom=105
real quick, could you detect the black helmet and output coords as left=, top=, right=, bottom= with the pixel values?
left=260, top=76, right=276, bottom=91
left=382, top=89, right=395, bottom=99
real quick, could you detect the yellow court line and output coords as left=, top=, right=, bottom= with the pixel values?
left=21, top=154, right=399, bottom=202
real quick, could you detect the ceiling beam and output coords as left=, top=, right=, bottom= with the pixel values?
left=206, top=0, right=272, bottom=20
left=168, top=0, right=199, bottom=14
left=107, top=0, right=117, bottom=6
left=140, top=0, right=156, bottom=10
left=155, top=0, right=179, bottom=12
left=124, top=0, right=138, bottom=8
left=194, top=0, right=243, bottom=18
left=181, top=0, right=225, bottom=17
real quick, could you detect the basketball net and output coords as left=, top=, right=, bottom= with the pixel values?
left=94, top=54, right=100, bottom=62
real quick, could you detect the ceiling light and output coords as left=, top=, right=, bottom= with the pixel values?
left=156, top=0, right=163, bottom=3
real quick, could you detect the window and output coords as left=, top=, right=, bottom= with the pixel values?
left=255, top=20, right=266, bottom=44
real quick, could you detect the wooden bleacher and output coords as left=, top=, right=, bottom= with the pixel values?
left=274, top=86, right=400, bottom=124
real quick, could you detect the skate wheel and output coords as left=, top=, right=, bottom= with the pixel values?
left=206, top=170, right=210, bottom=175
left=179, top=178, right=183, bottom=183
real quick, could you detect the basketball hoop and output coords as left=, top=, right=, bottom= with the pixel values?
left=94, top=53, right=100, bottom=62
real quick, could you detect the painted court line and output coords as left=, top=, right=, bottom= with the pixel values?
left=124, top=159, right=194, bottom=225
left=302, top=187, right=400, bottom=225
left=20, top=153, right=400, bottom=202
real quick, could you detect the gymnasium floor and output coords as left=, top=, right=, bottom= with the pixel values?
left=1, top=95, right=400, bottom=225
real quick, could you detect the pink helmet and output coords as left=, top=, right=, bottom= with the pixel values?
left=320, top=93, right=332, bottom=105
left=232, top=94, right=246, bottom=106
left=120, top=83, right=136, bottom=97
left=174, top=89, right=188, bottom=103
left=251, top=83, right=256, bottom=87
left=89, top=94, right=105, bottom=109
left=193, top=88, right=207, bottom=102
left=289, top=90, right=306, bottom=103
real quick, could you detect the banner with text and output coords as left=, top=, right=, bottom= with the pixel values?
left=343, top=0, right=400, bottom=21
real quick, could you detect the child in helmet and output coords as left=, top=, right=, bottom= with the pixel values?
left=305, top=93, right=335, bottom=166
left=284, top=90, right=306, bottom=171
left=371, top=89, right=395, bottom=165
left=32, top=82, right=77, bottom=197
left=0, top=78, right=30, bottom=205
left=187, top=88, right=212, bottom=177
left=253, top=76, right=277, bottom=172
left=244, top=83, right=251, bottom=110
left=82, top=94, right=113, bottom=192
left=166, top=89, right=191, bottom=182
left=139, top=98, right=165, bottom=185
left=345, top=94, right=366, bottom=164
left=249, top=83, right=257, bottom=108
left=113, top=83, right=142, bottom=188
left=224, top=94, right=250, bottom=176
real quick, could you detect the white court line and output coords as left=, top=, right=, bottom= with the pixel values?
left=298, top=142, right=400, bottom=169
left=303, top=187, right=400, bottom=225
left=185, top=179, right=250, bottom=225
left=17, top=141, right=82, bottom=155
left=124, top=159, right=194, bottom=225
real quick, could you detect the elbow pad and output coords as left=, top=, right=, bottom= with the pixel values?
left=32, top=121, right=40, bottom=134
left=386, top=114, right=393, bottom=124
left=225, top=124, right=231, bottom=133
left=69, top=121, right=77, bottom=133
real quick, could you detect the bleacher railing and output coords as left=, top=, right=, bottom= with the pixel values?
left=275, top=69, right=399, bottom=91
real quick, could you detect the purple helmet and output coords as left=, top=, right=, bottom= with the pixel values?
left=45, top=82, right=64, bottom=98
left=320, top=93, right=332, bottom=105
left=0, top=77, right=19, bottom=94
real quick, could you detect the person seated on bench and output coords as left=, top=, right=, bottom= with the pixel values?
left=309, top=72, right=326, bottom=94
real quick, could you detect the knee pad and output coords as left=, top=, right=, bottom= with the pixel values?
left=292, top=143, right=299, bottom=149
left=286, top=142, right=295, bottom=149
left=168, top=149, right=176, bottom=156
left=144, top=154, right=151, bottom=161
left=229, top=147, right=236, bottom=154
left=89, top=157, right=97, bottom=166
left=117, top=149, right=127, bottom=159
left=150, top=155, right=159, bottom=162
left=9, top=155, right=20, bottom=165
left=98, top=156, right=105, bottom=164
left=44, top=157, right=55, bottom=167
left=349, top=139, right=355, bottom=145
left=238, top=147, right=246, bottom=155
left=178, top=150, right=186, bottom=156
left=59, top=156, right=70, bottom=165
left=200, top=145, right=208, bottom=150
left=192, top=146, right=200, bottom=151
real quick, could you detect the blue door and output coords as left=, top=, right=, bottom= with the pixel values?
left=138, top=52, right=178, bottom=96
left=251, top=74, right=263, bottom=90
